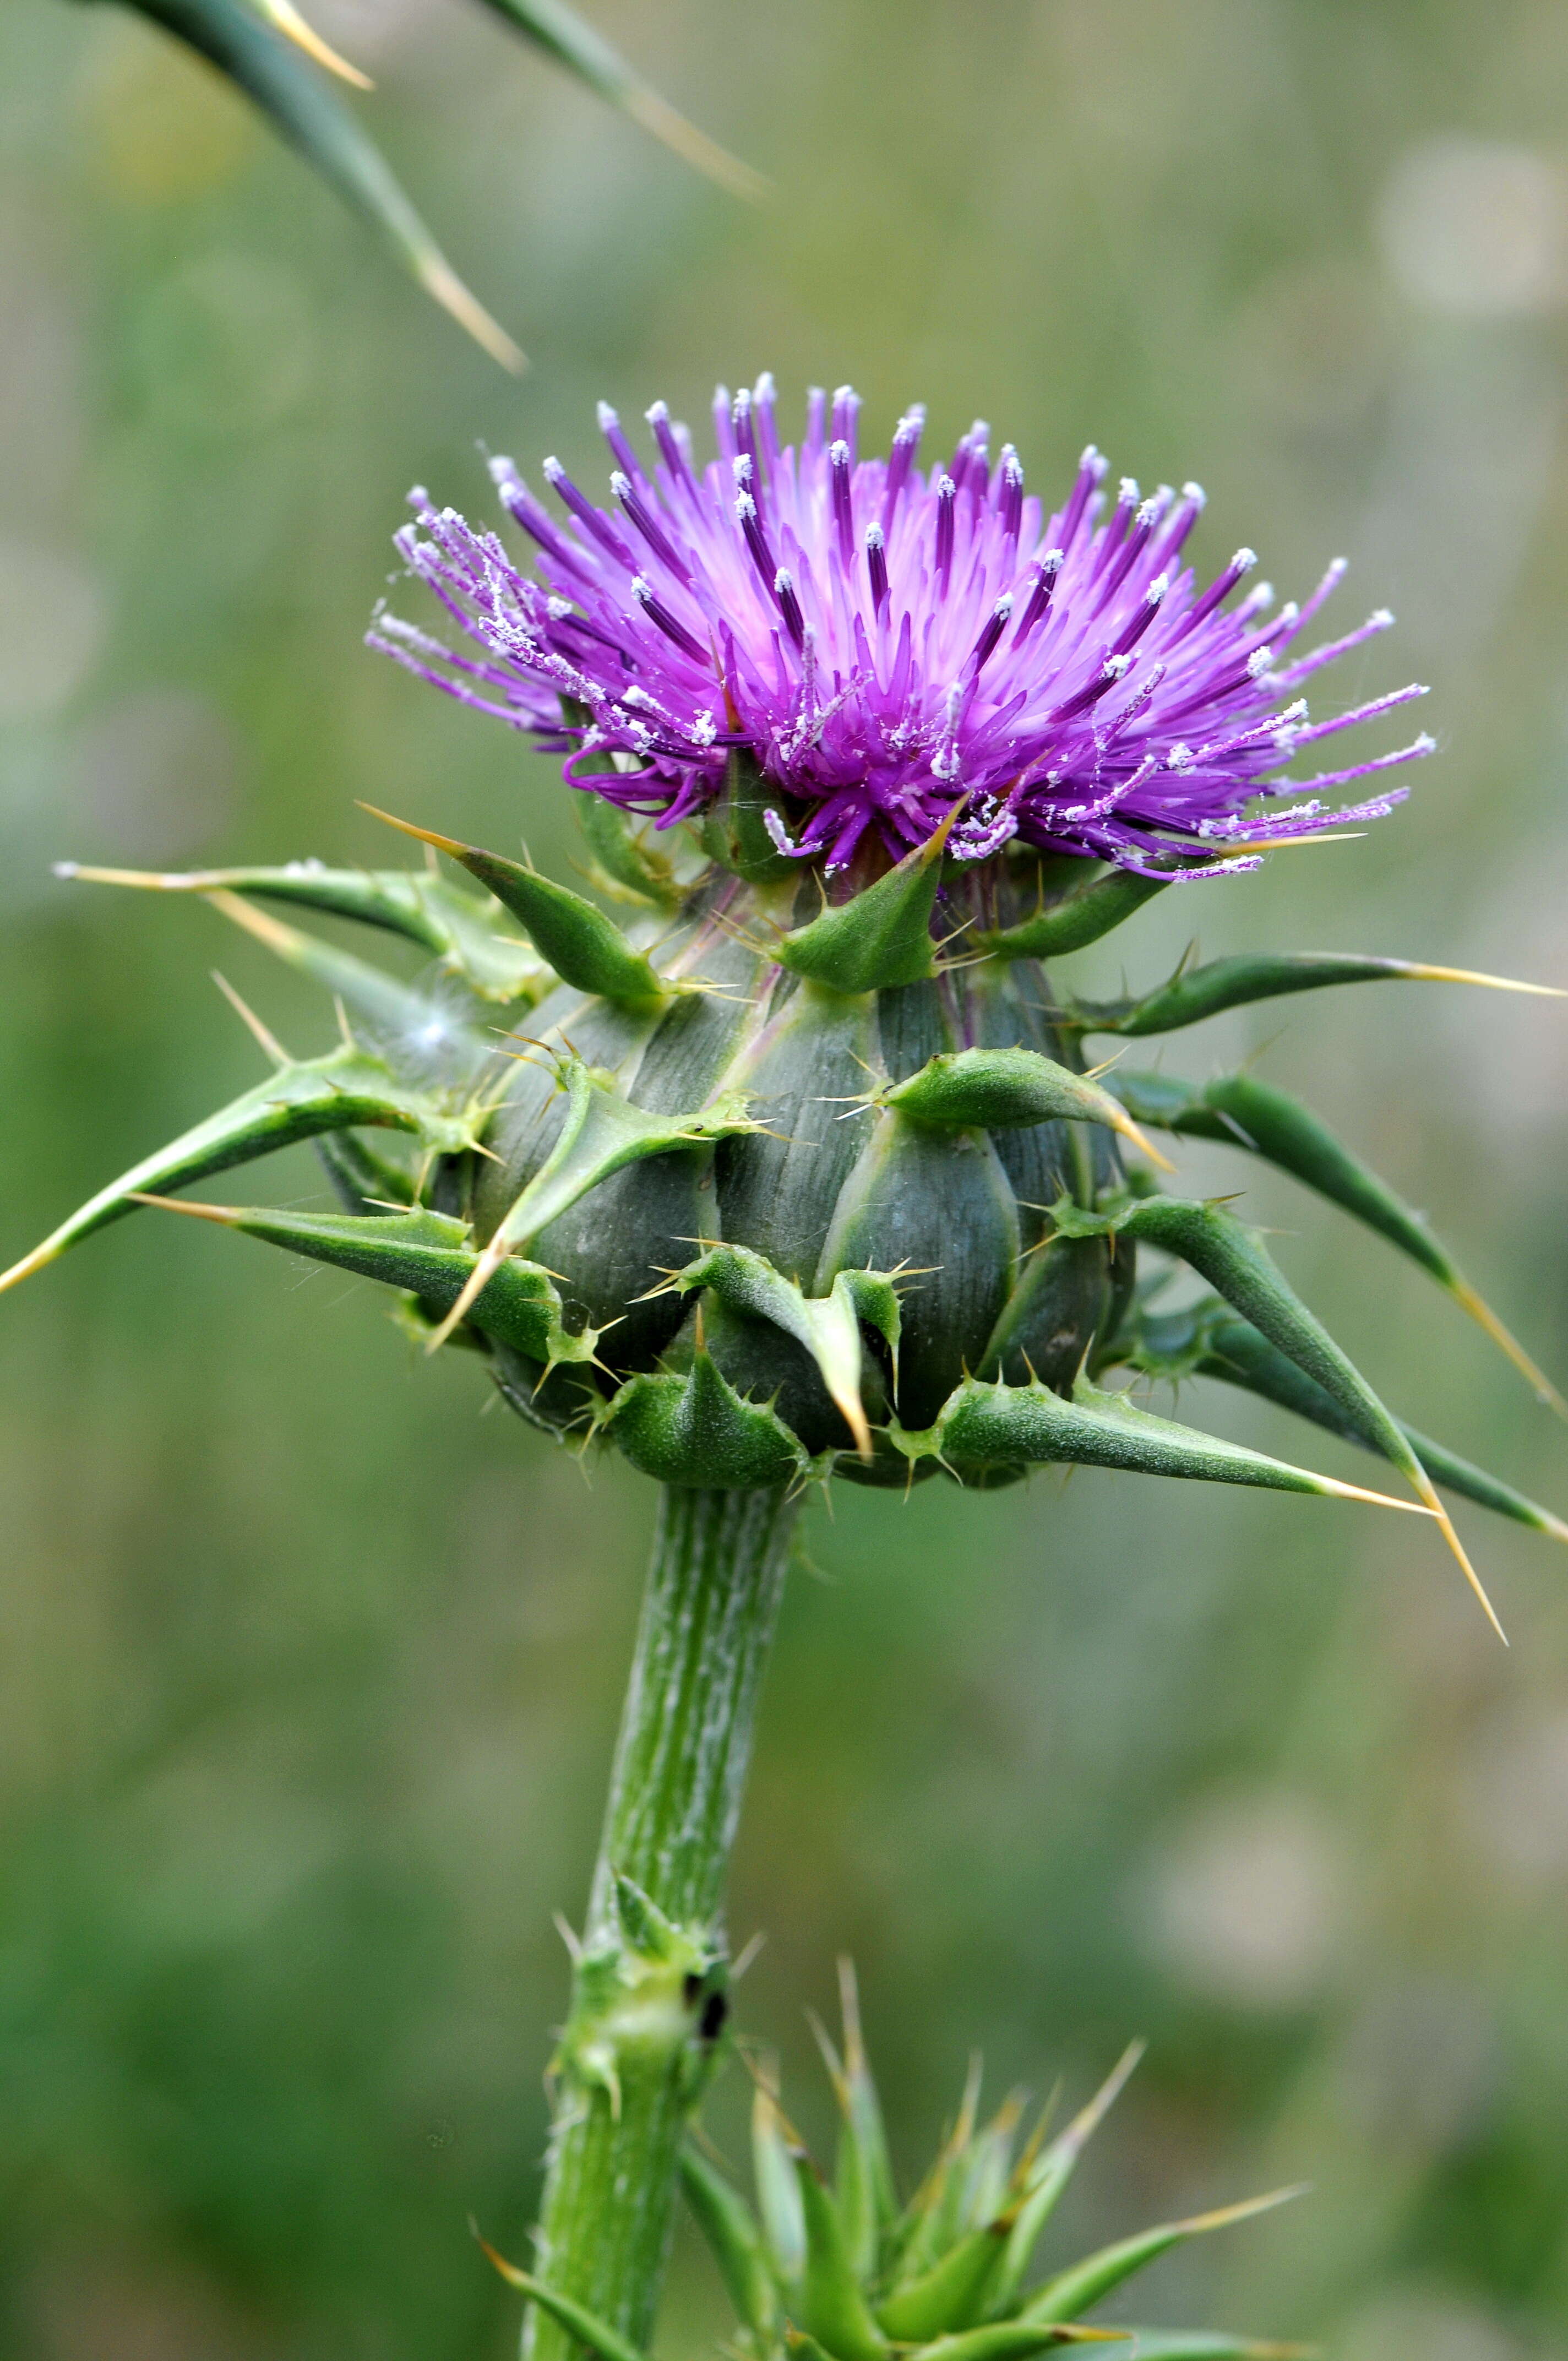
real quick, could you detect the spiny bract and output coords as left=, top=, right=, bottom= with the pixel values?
left=484, top=1962, right=1310, bottom=2361
left=7, top=382, right=1565, bottom=1625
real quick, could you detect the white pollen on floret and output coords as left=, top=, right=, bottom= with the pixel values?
left=994, top=593, right=1013, bottom=617
left=735, top=491, right=757, bottom=522
left=1118, top=477, right=1140, bottom=504
left=1136, top=498, right=1161, bottom=528
left=1167, top=743, right=1195, bottom=769
left=829, top=438, right=851, bottom=466
left=597, top=401, right=619, bottom=431
left=1413, top=731, right=1437, bottom=753
left=543, top=456, right=565, bottom=482
left=833, top=384, right=859, bottom=406
left=1105, top=654, right=1132, bottom=678
left=775, top=567, right=794, bottom=592
left=1278, top=601, right=1299, bottom=624
left=865, top=523, right=885, bottom=550
left=1247, top=648, right=1275, bottom=676
left=547, top=596, right=574, bottom=619
left=754, top=371, right=776, bottom=402
left=937, top=474, right=957, bottom=499
left=1079, top=444, right=1099, bottom=469
left=1146, top=572, right=1170, bottom=603
left=1042, top=547, right=1065, bottom=574
left=1233, top=547, right=1257, bottom=572
left=1370, top=607, right=1395, bottom=627
left=1183, top=481, right=1206, bottom=507
left=732, top=453, right=753, bottom=486
left=630, top=574, right=652, bottom=598
left=611, top=470, right=631, bottom=498
left=645, top=400, right=670, bottom=426
left=692, top=711, right=717, bottom=745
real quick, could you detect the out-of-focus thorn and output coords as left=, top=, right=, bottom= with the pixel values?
left=258, top=0, right=373, bottom=87
left=416, top=253, right=527, bottom=373
left=622, top=85, right=769, bottom=200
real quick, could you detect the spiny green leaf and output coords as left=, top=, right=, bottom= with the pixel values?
left=95, top=0, right=522, bottom=367
left=877, top=2221, right=1011, bottom=2342
left=660, top=1243, right=900, bottom=1460
left=1108, top=1068, right=1561, bottom=1410
left=680, top=2144, right=778, bottom=2342
left=835, top=1959, right=897, bottom=2259
left=1100, top=1193, right=1502, bottom=1634
left=880, top=1047, right=1170, bottom=1171
left=0, top=1043, right=482, bottom=1296
left=470, top=0, right=765, bottom=198
left=754, top=2077, right=807, bottom=2281
left=1077, top=951, right=1561, bottom=1037
left=993, top=2045, right=1145, bottom=2313
left=59, top=857, right=553, bottom=1003
left=777, top=812, right=959, bottom=995
left=363, top=807, right=671, bottom=1005
left=575, top=792, right=684, bottom=907
left=1121, top=1299, right=1568, bottom=1546
left=792, top=2145, right=891, bottom=2361
left=1021, top=2190, right=1306, bottom=2327
left=484, top=1058, right=760, bottom=1265
left=474, top=2239, right=649, bottom=2361
left=891, top=1373, right=1430, bottom=1514
left=976, top=868, right=1170, bottom=962
left=907, top=2325, right=1125, bottom=2361
left=128, top=1199, right=598, bottom=1366
left=602, top=1349, right=807, bottom=1489
left=205, top=890, right=493, bottom=1062
left=432, top=1054, right=758, bottom=1348
left=315, top=1127, right=417, bottom=1215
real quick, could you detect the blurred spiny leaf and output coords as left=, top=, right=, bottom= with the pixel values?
left=472, top=0, right=766, bottom=198
left=67, top=0, right=760, bottom=367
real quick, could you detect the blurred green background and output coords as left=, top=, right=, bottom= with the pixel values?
left=4, top=1, right=1568, bottom=2353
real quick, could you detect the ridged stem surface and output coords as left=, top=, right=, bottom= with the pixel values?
left=526, top=1484, right=798, bottom=2361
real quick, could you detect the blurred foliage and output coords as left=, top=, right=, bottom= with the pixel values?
left=4, top=1, right=1568, bottom=2357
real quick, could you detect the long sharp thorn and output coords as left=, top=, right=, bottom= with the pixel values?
left=257, top=0, right=373, bottom=85
left=620, top=84, right=768, bottom=200
left=211, top=970, right=290, bottom=1067
left=1398, top=961, right=1565, bottom=997
left=414, top=256, right=526, bottom=373
left=1317, top=1479, right=1435, bottom=1515
left=426, top=1229, right=510, bottom=1352
left=1111, top=1110, right=1174, bottom=1173
left=358, top=801, right=466, bottom=856
left=1450, top=1277, right=1568, bottom=1419
left=1176, top=2184, right=1311, bottom=2235
left=0, top=1239, right=63, bottom=1294
left=126, top=1193, right=242, bottom=1225
left=1420, top=1481, right=1509, bottom=1644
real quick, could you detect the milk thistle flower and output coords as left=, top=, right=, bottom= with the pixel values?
left=7, top=377, right=1564, bottom=2361
left=371, top=377, right=1431, bottom=878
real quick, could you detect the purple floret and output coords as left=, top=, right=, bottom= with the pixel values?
left=369, top=377, right=1433, bottom=879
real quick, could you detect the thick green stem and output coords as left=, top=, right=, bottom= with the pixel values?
left=526, top=1484, right=798, bottom=2361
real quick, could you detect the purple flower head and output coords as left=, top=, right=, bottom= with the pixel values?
left=370, top=377, right=1433, bottom=880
